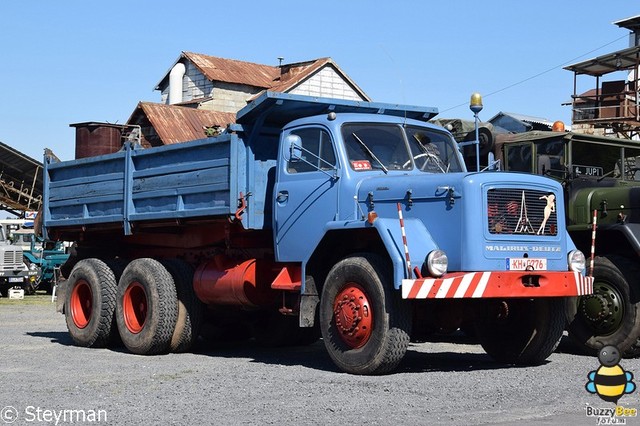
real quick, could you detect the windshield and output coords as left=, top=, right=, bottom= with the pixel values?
left=572, top=141, right=640, bottom=181
left=342, top=123, right=463, bottom=173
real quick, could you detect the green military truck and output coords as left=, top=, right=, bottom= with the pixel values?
left=471, top=129, right=640, bottom=357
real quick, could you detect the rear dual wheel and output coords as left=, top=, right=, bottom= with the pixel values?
left=65, top=259, right=118, bottom=348
left=116, top=258, right=178, bottom=355
left=161, top=259, right=203, bottom=352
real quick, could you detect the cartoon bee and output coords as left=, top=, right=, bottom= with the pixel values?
left=586, top=345, right=636, bottom=403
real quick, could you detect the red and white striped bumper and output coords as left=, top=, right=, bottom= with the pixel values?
left=402, top=271, right=593, bottom=299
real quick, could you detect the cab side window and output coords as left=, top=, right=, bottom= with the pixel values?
left=287, top=128, right=336, bottom=173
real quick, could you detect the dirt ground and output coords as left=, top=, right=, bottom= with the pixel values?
left=0, top=294, right=636, bottom=425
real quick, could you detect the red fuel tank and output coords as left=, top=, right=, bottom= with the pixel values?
left=193, top=256, right=277, bottom=307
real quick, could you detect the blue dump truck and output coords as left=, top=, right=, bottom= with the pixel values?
left=44, top=92, right=593, bottom=374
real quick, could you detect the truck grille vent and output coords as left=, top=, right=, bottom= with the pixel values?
left=487, top=189, right=557, bottom=235
left=3, top=249, right=23, bottom=266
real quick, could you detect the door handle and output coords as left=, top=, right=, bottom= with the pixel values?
left=277, top=190, right=289, bottom=203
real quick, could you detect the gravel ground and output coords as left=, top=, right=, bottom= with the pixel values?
left=0, top=295, right=637, bottom=426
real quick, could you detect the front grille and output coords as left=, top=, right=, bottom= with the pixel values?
left=487, top=188, right=557, bottom=235
left=2, top=249, right=23, bottom=267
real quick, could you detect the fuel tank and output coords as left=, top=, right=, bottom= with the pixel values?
left=193, top=255, right=278, bottom=307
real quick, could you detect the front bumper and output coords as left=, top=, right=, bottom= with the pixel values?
left=402, top=271, right=593, bottom=299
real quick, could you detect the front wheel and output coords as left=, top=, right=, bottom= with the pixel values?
left=566, top=256, right=640, bottom=357
left=319, top=253, right=411, bottom=375
left=473, top=297, right=565, bottom=365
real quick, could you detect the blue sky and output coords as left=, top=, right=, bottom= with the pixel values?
left=1, top=1, right=638, bottom=161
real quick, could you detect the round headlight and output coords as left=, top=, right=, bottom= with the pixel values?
left=568, top=250, right=586, bottom=273
left=426, top=250, right=448, bottom=277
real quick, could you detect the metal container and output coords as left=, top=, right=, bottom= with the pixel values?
left=70, top=122, right=123, bottom=159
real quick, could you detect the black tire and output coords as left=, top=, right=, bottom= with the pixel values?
left=319, top=253, right=411, bottom=375
left=64, top=258, right=118, bottom=348
left=473, top=297, right=566, bottom=365
left=116, top=258, right=178, bottom=355
left=160, top=259, right=203, bottom=353
left=566, top=256, right=640, bottom=357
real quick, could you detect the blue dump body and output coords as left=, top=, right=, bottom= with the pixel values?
left=45, top=134, right=241, bottom=233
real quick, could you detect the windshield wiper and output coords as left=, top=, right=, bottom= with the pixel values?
left=412, top=134, right=447, bottom=173
left=352, top=132, right=388, bottom=173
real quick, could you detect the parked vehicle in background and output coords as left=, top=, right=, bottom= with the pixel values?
left=462, top=127, right=640, bottom=357
left=0, top=218, right=27, bottom=245
left=14, top=228, right=68, bottom=293
left=9, top=226, right=35, bottom=251
left=44, top=92, right=591, bottom=374
left=0, top=226, right=38, bottom=297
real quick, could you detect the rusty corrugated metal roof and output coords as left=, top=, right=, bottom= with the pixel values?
left=132, top=102, right=236, bottom=145
left=183, top=52, right=279, bottom=88
left=268, top=57, right=370, bottom=101
left=155, top=52, right=370, bottom=100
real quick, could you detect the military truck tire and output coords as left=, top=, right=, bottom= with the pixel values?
left=64, top=258, right=118, bottom=348
left=160, top=259, right=203, bottom=353
left=566, top=256, right=640, bottom=357
left=319, top=253, right=411, bottom=375
left=116, top=258, right=178, bottom=355
left=473, top=297, right=565, bottom=365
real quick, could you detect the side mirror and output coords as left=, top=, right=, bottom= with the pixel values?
left=284, top=134, right=303, bottom=162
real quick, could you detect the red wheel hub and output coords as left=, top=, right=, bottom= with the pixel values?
left=70, top=280, right=92, bottom=329
left=333, top=283, right=373, bottom=348
left=123, top=282, right=147, bottom=334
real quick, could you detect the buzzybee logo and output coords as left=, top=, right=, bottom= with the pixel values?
left=585, top=345, right=635, bottom=403
left=584, top=345, right=637, bottom=424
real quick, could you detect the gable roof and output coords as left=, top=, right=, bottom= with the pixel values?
left=128, top=102, right=236, bottom=145
left=155, top=52, right=370, bottom=100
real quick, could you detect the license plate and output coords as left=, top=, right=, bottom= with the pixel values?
left=507, top=258, right=547, bottom=271
left=8, top=277, right=23, bottom=283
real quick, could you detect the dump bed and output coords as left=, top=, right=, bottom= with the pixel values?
left=44, top=134, right=243, bottom=236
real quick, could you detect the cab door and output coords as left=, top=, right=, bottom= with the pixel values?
left=273, top=126, right=339, bottom=262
